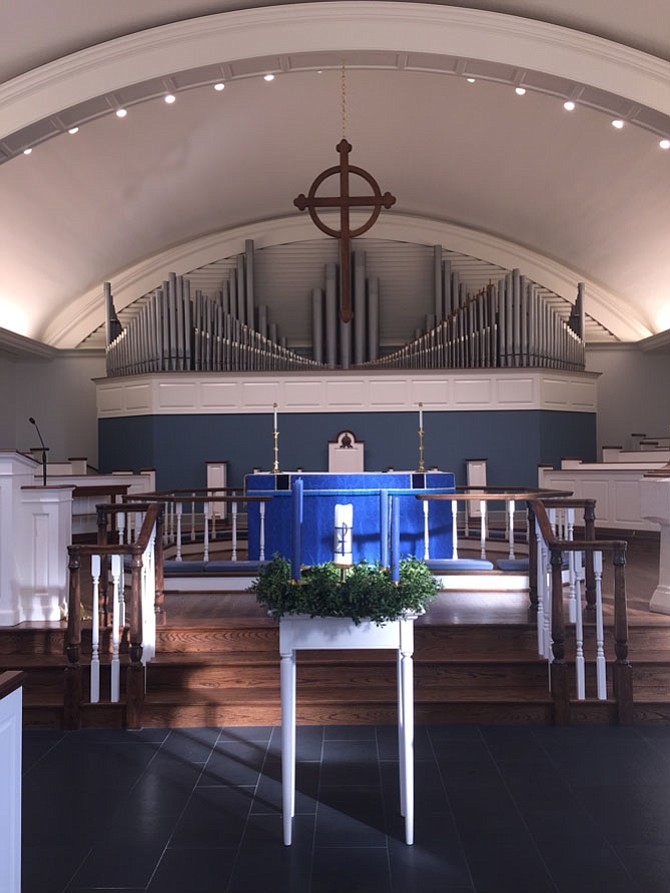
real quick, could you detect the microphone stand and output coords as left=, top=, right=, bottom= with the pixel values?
left=29, top=417, right=48, bottom=486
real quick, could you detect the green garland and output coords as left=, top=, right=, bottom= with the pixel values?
left=251, top=555, right=438, bottom=626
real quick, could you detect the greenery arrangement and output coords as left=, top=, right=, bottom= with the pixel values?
left=251, top=555, right=439, bottom=626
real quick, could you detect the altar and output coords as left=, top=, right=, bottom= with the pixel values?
left=246, top=471, right=455, bottom=565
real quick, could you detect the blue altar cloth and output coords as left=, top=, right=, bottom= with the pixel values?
left=246, top=471, right=455, bottom=566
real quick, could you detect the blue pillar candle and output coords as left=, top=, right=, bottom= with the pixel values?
left=391, top=494, right=400, bottom=582
left=291, top=477, right=304, bottom=580
left=380, top=489, right=389, bottom=567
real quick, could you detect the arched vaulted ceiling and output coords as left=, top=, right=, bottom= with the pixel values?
left=2, top=1, right=670, bottom=350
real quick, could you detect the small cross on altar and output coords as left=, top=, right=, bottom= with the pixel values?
left=294, top=139, right=396, bottom=323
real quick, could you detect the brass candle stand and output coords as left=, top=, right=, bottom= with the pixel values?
left=272, top=402, right=280, bottom=474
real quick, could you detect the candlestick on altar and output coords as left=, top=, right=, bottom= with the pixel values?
left=417, top=403, right=425, bottom=473
left=272, top=402, right=280, bottom=474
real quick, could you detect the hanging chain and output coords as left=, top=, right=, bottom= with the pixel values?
left=341, top=60, right=347, bottom=138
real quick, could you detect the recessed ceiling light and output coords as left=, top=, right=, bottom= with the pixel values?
left=214, top=82, right=225, bottom=91
left=612, top=119, right=624, bottom=129
left=263, top=74, right=275, bottom=82
left=164, top=94, right=176, bottom=104
left=466, top=78, right=476, bottom=84
left=515, top=87, right=526, bottom=96
left=23, top=147, right=32, bottom=155
left=116, top=109, right=127, bottom=118
left=660, top=139, right=670, bottom=149
left=563, top=101, right=576, bottom=111
left=68, top=127, right=79, bottom=135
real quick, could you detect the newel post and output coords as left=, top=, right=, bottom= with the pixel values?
left=155, top=506, right=165, bottom=614
left=64, top=546, right=83, bottom=730
left=612, top=544, right=633, bottom=725
left=550, top=546, right=570, bottom=725
left=125, top=550, right=145, bottom=729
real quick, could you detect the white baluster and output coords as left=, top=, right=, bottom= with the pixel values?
left=110, top=554, right=121, bottom=703
left=142, top=528, right=156, bottom=664
left=116, top=512, right=125, bottom=545
left=594, top=551, right=607, bottom=699
left=451, top=499, right=459, bottom=559
left=176, top=502, right=183, bottom=561
left=507, top=499, right=516, bottom=560
left=232, top=501, right=238, bottom=562
left=90, top=554, right=101, bottom=703
left=574, top=550, right=585, bottom=699
left=259, top=502, right=266, bottom=562
left=203, top=501, right=210, bottom=562
left=190, top=494, right=196, bottom=542
left=479, top=500, right=487, bottom=560
left=535, top=517, right=545, bottom=656
left=423, top=500, right=430, bottom=561
left=567, top=509, right=577, bottom=624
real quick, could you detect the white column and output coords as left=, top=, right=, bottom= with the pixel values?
left=0, top=453, right=36, bottom=626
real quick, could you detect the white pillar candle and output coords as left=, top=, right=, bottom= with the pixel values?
left=418, top=404, right=423, bottom=429
left=333, top=503, right=353, bottom=565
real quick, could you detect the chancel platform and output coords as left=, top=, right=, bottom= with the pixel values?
left=246, top=471, right=455, bottom=565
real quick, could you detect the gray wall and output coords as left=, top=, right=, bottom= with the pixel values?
left=0, top=351, right=105, bottom=465
left=586, top=344, right=670, bottom=452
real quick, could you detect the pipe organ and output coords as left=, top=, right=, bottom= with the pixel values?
left=370, top=265, right=585, bottom=372
left=105, top=240, right=585, bottom=377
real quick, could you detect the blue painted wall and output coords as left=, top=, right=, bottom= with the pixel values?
left=99, top=410, right=595, bottom=491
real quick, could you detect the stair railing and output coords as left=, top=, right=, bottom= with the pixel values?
left=65, top=502, right=163, bottom=730
left=530, top=498, right=632, bottom=725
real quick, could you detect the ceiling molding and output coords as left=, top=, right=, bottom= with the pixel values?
left=42, top=213, right=650, bottom=349
left=3, top=2, right=670, bottom=147
left=0, top=327, right=58, bottom=360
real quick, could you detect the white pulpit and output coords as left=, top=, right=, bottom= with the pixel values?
left=640, top=471, right=670, bottom=614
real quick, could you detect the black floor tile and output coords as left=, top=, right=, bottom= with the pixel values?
left=146, top=846, right=237, bottom=893
left=20, top=723, right=670, bottom=893
left=311, top=846, right=392, bottom=893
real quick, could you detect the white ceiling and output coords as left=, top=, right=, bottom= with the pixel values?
left=2, top=1, right=670, bottom=349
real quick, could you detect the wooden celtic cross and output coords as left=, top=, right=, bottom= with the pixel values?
left=294, top=139, right=396, bottom=323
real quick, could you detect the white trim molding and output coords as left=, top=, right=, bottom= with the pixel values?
left=3, top=3, right=670, bottom=141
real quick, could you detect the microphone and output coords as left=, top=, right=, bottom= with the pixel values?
left=29, top=417, right=48, bottom=485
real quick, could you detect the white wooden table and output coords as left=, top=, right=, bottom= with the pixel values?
left=279, top=614, right=417, bottom=846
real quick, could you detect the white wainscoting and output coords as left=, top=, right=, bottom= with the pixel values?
left=97, top=370, right=598, bottom=418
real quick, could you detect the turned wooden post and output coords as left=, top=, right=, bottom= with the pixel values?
left=527, top=502, right=538, bottom=609
left=612, top=543, right=633, bottom=725
left=64, top=547, right=83, bottom=730
left=154, top=507, right=165, bottom=614
left=96, top=504, right=111, bottom=624
left=550, top=545, right=570, bottom=725
left=125, top=550, right=145, bottom=729
left=583, top=500, right=596, bottom=611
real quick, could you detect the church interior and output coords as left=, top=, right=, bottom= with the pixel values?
left=3, top=1, right=670, bottom=891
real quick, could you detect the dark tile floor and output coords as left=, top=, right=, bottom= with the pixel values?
left=22, top=722, right=670, bottom=893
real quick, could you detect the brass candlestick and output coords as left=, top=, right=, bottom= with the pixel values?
left=418, top=426, right=425, bottom=473
left=272, top=426, right=280, bottom=474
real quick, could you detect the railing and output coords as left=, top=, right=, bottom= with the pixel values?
left=119, top=488, right=271, bottom=564
left=530, top=498, right=631, bottom=724
left=416, top=487, right=573, bottom=566
left=417, top=489, right=631, bottom=724
left=65, top=502, right=163, bottom=729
